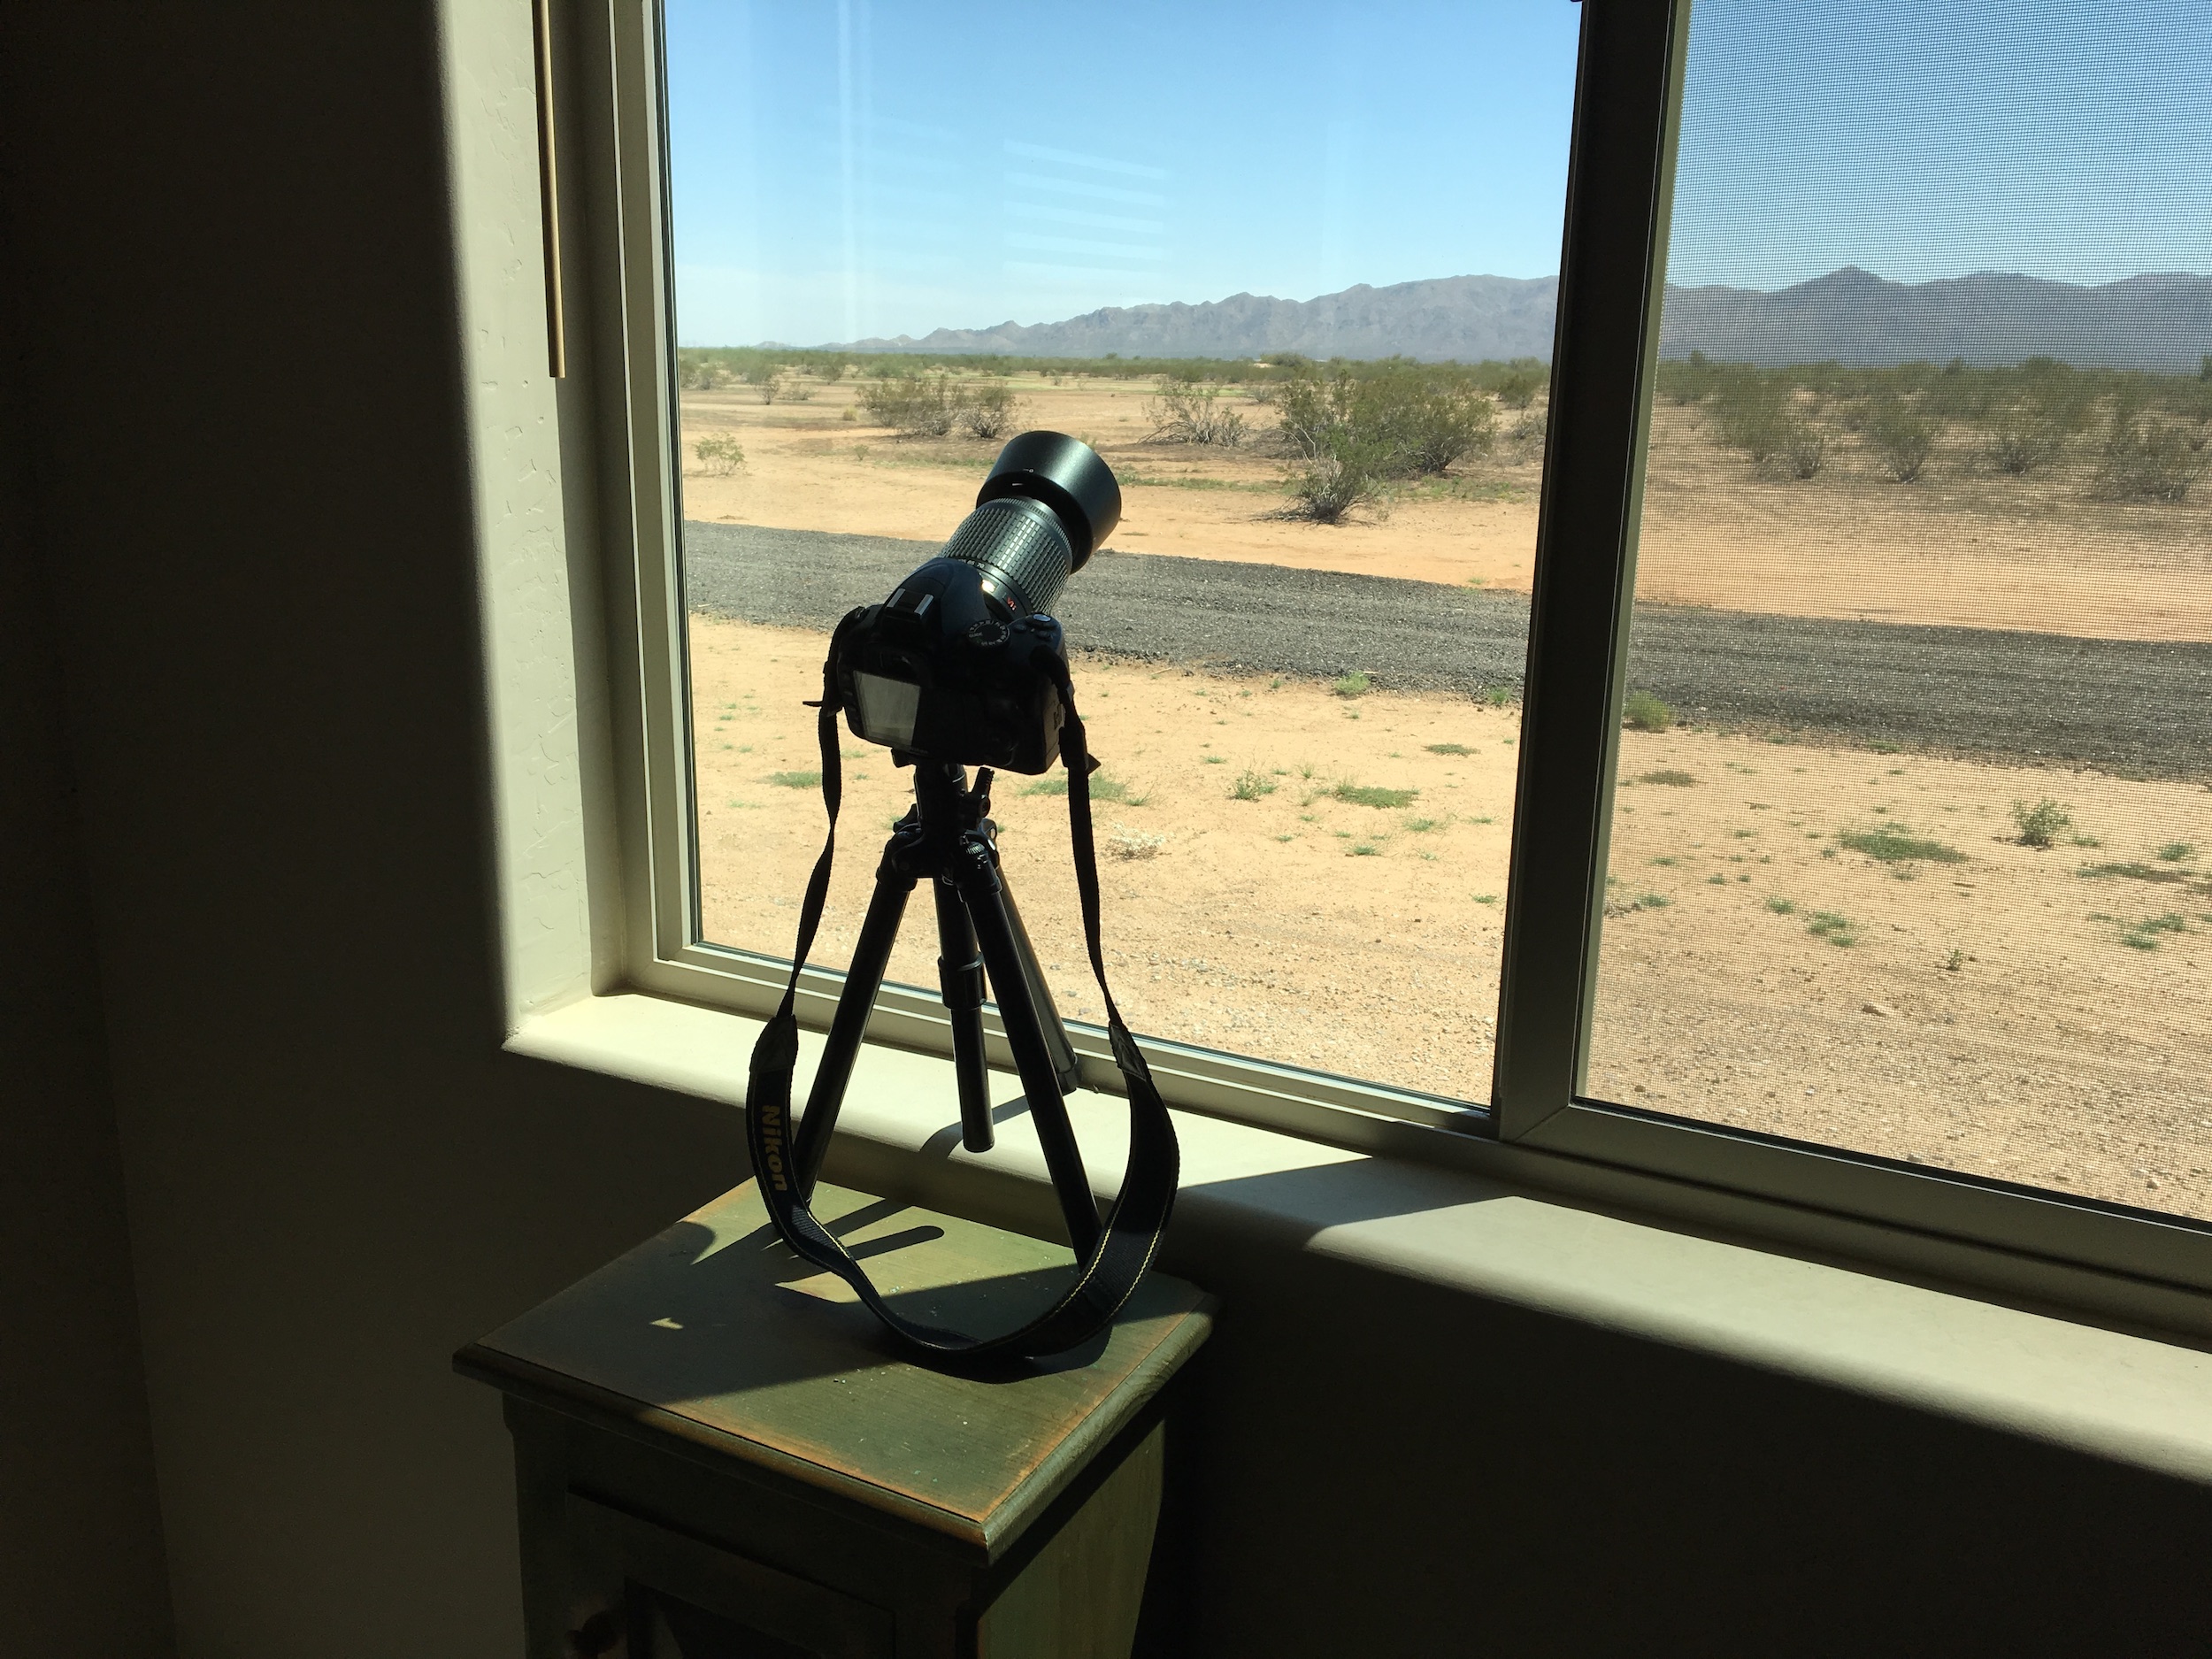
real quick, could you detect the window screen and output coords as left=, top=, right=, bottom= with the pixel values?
left=1589, top=0, right=2212, bottom=1217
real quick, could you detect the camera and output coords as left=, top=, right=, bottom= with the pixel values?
left=833, top=430, right=1120, bottom=774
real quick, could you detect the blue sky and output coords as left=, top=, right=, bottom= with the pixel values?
left=666, top=0, right=2212, bottom=347
left=664, top=0, right=1581, bottom=345
left=1667, top=0, right=2212, bottom=291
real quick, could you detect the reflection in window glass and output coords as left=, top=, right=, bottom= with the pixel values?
left=665, top=2, right=1578, bottom=1100
left=1590, top=1, right=2212, bottom=1216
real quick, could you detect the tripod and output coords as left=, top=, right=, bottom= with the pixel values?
left=789, top=759, right=1102, bottom=1257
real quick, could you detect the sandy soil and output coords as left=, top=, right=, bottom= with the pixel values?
left=692, top=618, right=2212, bottom=1222
left=679, top=378, right=2212, bottom=642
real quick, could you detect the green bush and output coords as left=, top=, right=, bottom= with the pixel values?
left=693, top=434, right=745, bottom=475
left=1622, top=690, right=1672, bottom=732
left=2011, top=797, right=2071, bottom=848
left=1332, top=671, right=1372, bottom=697
left=1229, top=767, right=1277, bottom=801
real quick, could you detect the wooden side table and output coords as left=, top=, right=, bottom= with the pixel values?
left=457, top=1178, right=1215, bottom=1659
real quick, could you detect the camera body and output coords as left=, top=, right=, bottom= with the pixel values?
left=834, top=556, right=1070, bottom=773
left=831, top=432, right=1119, bottom=774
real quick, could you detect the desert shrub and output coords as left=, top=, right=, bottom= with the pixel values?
left=1425, top=741, right=1473, bottom=756
left=1333, top=782, right=1418, bottom=809
left=1275, top=366, right=1494, bottom=476
left=817, top=357, right=849, bottom=383
left=2012, top=797, right=2071, bottom=848
left=1806, top=910, right=1856, bottom=946
left=1491, top=366, right=1545, bottom=410
left=769, top=770, right=821, bottom=789
left=1145, top=380, right=1248, bottom=446
left=861, top=371, right=962, bottom=437
left=1271, top=370, right=1356, bottom=460
left=1331, top=671, right=1372, bottom=697
left=1839, top=826, right=1966, bottom=864
left=1776, top=423, right=1826, bottom=480
left=1107, top=823, right=1165, bottom=859
left=1622, top=690, right=1672, bottom=732
left=1229, top=767, right=1277, bottom=801
left=2119, top=911, right=2189, bottom=950
left=2091, top=406, right=2204, bottom=503
left=1658, top=350, right=1717, bottom=405
left=1281, top=431, right=1387, bottom=523
left=743, top=360, right=787, bottom=404
left=1865, top=398, right=1939, bottom=481
left=1371, top=375, right=1496, bottom=474
left=958, top=380, right=1025, bottom=441
left=693, top=434, right=745, bottom=474
left=1639, top=768, right=1695, bottom=786
left=1983, top=411, right=2062, bottom=475
left=1711, top=372, right=1793, bottom=460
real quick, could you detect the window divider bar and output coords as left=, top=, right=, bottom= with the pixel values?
left=1494, top=0, right=1689, bottom=1142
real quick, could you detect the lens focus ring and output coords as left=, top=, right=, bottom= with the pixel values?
left=939, top=497, right=1073, bottom=617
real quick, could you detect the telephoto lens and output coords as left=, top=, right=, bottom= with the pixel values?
left=944, top=429, right=1122, bottom=617
left=832, top=432, right=1122, bottom=772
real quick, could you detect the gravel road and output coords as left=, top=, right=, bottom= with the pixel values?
left=683, top=521, right=2212, bottom=780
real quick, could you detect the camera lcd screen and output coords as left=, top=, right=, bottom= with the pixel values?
left=849, top=670, right=921, bottom=749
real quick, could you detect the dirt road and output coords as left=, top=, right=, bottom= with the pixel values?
left=683, top=522, right=2212, bottom=780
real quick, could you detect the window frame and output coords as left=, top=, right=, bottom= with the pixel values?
left=559, top=0, right=2212, bottom=1325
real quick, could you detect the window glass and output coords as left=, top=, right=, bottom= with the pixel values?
left=665, top=1, right=1578, bottom=1100
left=1590, top=0, right=2212, bottom=1217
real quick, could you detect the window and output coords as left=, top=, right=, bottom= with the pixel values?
left=658, top=0, right=1577, bottom=1114
left=572, top=0, right=2212, bottom=1313
left=1586, top=1, right=2212, bottom=1224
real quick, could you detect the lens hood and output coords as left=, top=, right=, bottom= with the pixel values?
left=974, top=430, right=1121, bottom=571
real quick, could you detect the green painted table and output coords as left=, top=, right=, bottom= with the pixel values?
left=457, top=1179, right=1215, bottom=1659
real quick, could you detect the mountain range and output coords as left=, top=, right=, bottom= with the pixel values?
left=812, top=267, right=2212, bottom=372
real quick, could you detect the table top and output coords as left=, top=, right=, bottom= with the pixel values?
left=456, top=1179, right=1214, bottom=1561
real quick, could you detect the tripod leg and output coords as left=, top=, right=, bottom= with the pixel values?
left=792, top=854, right=916, bottom=1195
left=957, top=860, right=1102, bottom=1257
left=931, top=879, right=995, bottom=1155
left=998, top=875, right=1083, bottom=1094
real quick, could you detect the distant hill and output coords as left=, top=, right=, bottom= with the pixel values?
left=1658, top=266, right=2212, bottom=373
left=807, top=265, right=2212, bottom=373
left=824, top=274, right=1560, bottom=364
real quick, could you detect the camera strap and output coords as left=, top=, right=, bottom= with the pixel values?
left=745, top=644, right=1179, bottom=1361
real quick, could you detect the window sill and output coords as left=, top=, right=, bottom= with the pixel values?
left=510, top=991, right=2212, bottom=1488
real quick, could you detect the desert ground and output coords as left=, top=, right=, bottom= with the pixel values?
left=695, top=618, right=2212, bottom=1222
left=680, top=371, right=2212, bottom=1223
left=677, top=372, right=2212, bottom=641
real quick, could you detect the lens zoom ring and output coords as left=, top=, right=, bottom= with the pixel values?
left=940, top=499, right=1071, bottom=615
